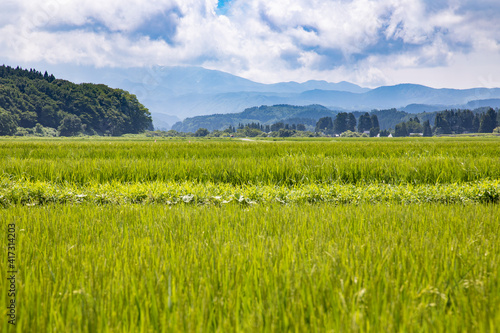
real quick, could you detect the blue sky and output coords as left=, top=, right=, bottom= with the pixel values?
left=217, top=0, right=232, bottom=14
left=1, top=0, right=500, bottom=88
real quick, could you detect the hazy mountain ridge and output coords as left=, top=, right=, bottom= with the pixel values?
left=130, top=67, right=500, bottom=123
left=31, top=64, right=500, bottom=127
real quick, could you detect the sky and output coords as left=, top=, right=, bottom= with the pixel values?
left=1, top=0, right=500, bottom=88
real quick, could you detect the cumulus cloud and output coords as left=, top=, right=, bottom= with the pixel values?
left=0, top=0, right=500, bottom=87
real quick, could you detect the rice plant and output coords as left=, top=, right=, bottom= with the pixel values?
left=1, top=204, right=498, bottom=332
left=1, top=137, right=499, bottom=332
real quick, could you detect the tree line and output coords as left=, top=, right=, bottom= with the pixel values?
left=178, top=109, right=499, bottom=138
left=393, top=108, right=499, bottom=136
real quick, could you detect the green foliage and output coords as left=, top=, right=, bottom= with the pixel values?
left=194, top=128, right=210, bottom=137
left=145, top=130, right=190, bottom=137
left=479, top=108, right=498, bottom=133
left=394, top=122, right=408, bottom=137
left=423, top=120, right=432, bottom=137
left=14, top=124, right=58, bottom=137
left=394, top=117, right=425, bottom=137
left=296, top=123, right=307, bottom=131
left=333, top=112, right=357, bottom=134
left=0, top=65, right=152, bottom=136
left=58, top=114, right=83, bottom=136
left=0, top=106, right=17, bottom=135
left=236, top=126, right=262, bottom=137
left=315, top=116, right=334, bottom=134
left=1, top=178, right=499, bottom=206
left=333, top=112, right=348, bottom=134
left=433, top=109, right=494, bottom=134
left=346, top=113, right=356, bottom=132
left=340, top=130, right=362, bottom=137
left=370, top=114, right=380, bottom=129
left=406, top=118, right=423, bottom=134
left=277, top=128, right=295, bottom=137
left=379, top=129, right=391, bottom=137
left=369, top=127, right=380, bottom=137
left=370, top=108, right=408, bottom=130
left=357, top=112, right=372, bottom=133
left=368, top=114, right=380, bottom=137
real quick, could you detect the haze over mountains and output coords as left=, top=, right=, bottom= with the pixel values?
left=47, top=65, right=500, bottom=130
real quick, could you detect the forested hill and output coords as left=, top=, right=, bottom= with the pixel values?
left=171, top=104, right=437, bottom=132
left=172, top=104, right=337, bottom=132
left=0, top=65, right=152, bottom=136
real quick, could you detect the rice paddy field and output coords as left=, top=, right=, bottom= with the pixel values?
left=1, top=137, right=499, bottom=332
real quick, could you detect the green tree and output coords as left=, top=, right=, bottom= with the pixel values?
left=472, top=114, right=481, bottom=133
left=394, top=122, right=408, bottom=137
left=58, top=114, right=83, bottom=136
left=379, top=129, right=391, bottom=137
left=369, top=117, right=378, bottom=136
left=296, top=124, right=306, bottom=131
left=406, top=120, right=423, bottom=134
left=370, top=114, right=380, bottom=129
left=0, top=107, right=17, bottom=136
left=434, top=113, right=451, bottom=134
left=357, top=112, right=372, bottom=133
left=237, top=126, right=262, bottom=137
left=423, top=120, right=432, bottom=137
left=271, top=122, right=285, bottom=132
left=315, top=117, right=333, bottom=134
left=333, top=113, right=348, bottom=134
left=194, top=128, right=210, bottom=137
left=459, top=110, right=474, bottom=133
left=347, top=113, right=357, bottom=132
left=278, top=129, right=295, bottom=137
left=478, top=108, right=497, bottom=133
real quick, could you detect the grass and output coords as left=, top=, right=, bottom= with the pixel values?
left=1, top=138, right=499, bottom=185
left=1, top=178, right=499, bottom=206
left=1, top=137, right=499, bottom=332
left=1, top=204, right=499, bottom=332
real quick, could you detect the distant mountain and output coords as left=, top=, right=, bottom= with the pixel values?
left=401, top=104, right=448, bottom=113
left=465, top=99, right=500, bottom=109
left=294, top=84, right=500, bottom=111
left=41, top=65, right=369, bottom=118
left=117, top=66, right=369, bottom=96
left=267, top=80, right=369, bottom=94
left=38, top=64, right=500, bottom=120
left=116, top=67, right=371, bottom=118
left=151, top=113, right=181, bottom=130
left=154, top=80, right=500, bottom=119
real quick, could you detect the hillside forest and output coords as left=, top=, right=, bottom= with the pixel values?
left=0, top=65, right=152, bottom=136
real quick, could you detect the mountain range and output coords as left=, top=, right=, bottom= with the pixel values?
left=41, top=65, right=500, bottom=129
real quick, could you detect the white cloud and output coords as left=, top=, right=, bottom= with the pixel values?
left=0, top=0, right=500, bottom=88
